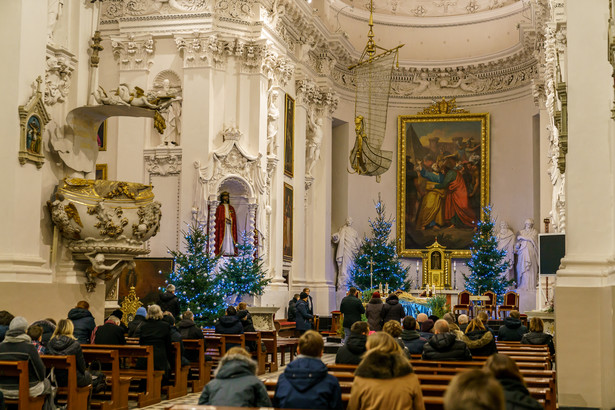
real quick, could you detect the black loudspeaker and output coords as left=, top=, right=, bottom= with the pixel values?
left=539, top=233, right=565, bottom=275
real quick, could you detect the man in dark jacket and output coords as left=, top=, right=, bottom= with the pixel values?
left=273, top=330, right=342, bottom=409
left=0, top=317, right=50, bottom=399
left=158, top=284, right=181, bottom=319
left=422, top=319, right=472, bottom=361
left=400, top=316, right=427, bottom=354
left=92, top=316, right=126, bottom=345
left=339, top=287, right=365, bottom=345
left=497, top=310, right=528, bottom=341
left=380, top=294, right=405, bottom=323
left=215, top=306, right=244, bottom=337
left=295, top=292, right=314, bottom=335
left=335, top=321, right=368, bottom=365
left=68, top=300, right=96, bottom=344
left=287, top=294, right=299, bottom=321
left=128, top=307, right=147, bottom=337
left=303, top=288, right=314, bottom=315
left=177, top=310, right=203, bottom=340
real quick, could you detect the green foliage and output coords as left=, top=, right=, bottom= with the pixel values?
left=218, top=231, right=271, bottom=305
left=350, top=197, right=411, bottom=292
left=426, top=294, right=450, bottom=318
left=168, top=223, right=224, bottom=327
left=464, top=206, right=513, bottom=304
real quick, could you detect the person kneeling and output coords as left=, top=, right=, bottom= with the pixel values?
left=198, top=347, right=271, bottom=407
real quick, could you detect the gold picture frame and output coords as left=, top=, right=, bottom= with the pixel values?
left=95, top=163, right=108, bottom=180
left=284, top=94, right=295, bottom=177
left=283, top=183, right=293, bottom=261
left=397, top=103, right=489, bottom=258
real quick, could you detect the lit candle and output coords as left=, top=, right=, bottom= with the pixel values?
left=453, top=261, right=457, bottom=272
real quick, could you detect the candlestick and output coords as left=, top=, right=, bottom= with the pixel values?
left=385, top=283, right=389, bottom=295
left=416, top=262, right=420, bottom=289
left=453, top=261, right=457, bottom=290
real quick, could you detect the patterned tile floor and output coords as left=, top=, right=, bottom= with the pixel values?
left=138, top=353, right=337, bottom=409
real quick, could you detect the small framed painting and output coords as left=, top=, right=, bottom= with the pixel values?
left=283, top=183, right=293, bottom=261
left=95, top=164, right=107, bottom=180
left=97, top=121, right=107, bottom=151
left=284, top=94, right=295, bottom=177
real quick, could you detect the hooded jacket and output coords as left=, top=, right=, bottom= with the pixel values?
left=422, top=332, right=472, bottom=361
left=295, top=299, right=313, bottom=331
left=400, top=329, right=427, bottom=354
left=198, top=353, right=271, bottom=407
left=158, top=291, right=180, bottom=319
left=498, top=378, right=544, bottom=410
left=30, top=320, right=56, bottom=347
left=214, top=315, right=244, bottom=335
left=348, top=350, right=424, bottom=410
left=273, top=356, right=342, bottom=409
left=288, top=298, right=298, bottom=321
left=335, top=333, right=367, bottom=365
left=67, top=308, right=96, bottom=344
left=237, top=310, right=256, bottom=333
left=380, top=295, right=406, bottom=323
left=521, top=332, right=555, bottom=355
left=462, top=329, right=498, bottom=357
left=340, top=295, right=365, bottom=329
left=128, top=314, right=146, bottom=337
left=0, top=333, right=45, bottom=387
left=365, top=298, right=384, bottom=331
left=498, top=317, right=528, bottom=342
left=177, top=319, right=203, bottom=340
left=47, top=335, right=91, bottom=387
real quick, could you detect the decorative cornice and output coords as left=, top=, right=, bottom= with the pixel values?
left=295, top=78, right=338, bottom=114
left=45, top=45, right=77, bottom=106
left=144, top=147, right=183, bottom=176
left=111, top=33, right=155, bottom=71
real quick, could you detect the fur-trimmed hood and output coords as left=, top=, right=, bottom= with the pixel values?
left=355, top=350, right=413, bottom=379
left=214, top=354, right=257, bottom=379
left=462, top=329, right=494, bottom=349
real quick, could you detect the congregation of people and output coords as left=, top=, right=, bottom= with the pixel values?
left=0, top=284, right=553, bottom=410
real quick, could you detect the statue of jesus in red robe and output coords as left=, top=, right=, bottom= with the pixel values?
left=214, top=191, right=238, bottom=256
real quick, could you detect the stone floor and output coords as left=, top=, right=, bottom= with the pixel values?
left=138, top=353, right=337, bottom=409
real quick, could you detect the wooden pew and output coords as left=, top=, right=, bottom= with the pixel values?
left=82, top=348, right=131, bottom=410
left=81, top=344, right=163, bottom=408
left=276, top=338, right=298, bottom=367
left=203, top=335, right=226, bottom=363
left=274, top=320, right=296, bottom=338
left=163, top=342, right=190, bottom=400
left=244, top=332, right=266, bottom=375
left=182, top=339, right=212, bottom=393
left=260, top=330, right=278, bottom=373
left=40, top=355, right=91, bottom=410
left=0, top=360, right=47, bottom=410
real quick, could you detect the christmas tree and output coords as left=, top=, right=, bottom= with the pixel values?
left=350, top=197, right=411, bottom=291
left=218, top=230, right=271, bottom=305
left=168, top=223, right=224, bottom=326
left=464, top=206, right=513, bottom=303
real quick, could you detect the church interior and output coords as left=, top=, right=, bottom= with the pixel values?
left=1, top=0, right=615, bottom=408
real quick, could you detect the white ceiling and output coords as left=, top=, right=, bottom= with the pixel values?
left=333, top=0, right=521, bottom=18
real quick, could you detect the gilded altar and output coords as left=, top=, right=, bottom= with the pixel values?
left=420, top=240, right=452, bottom=290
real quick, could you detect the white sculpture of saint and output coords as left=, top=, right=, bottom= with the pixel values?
left=496, top=221, right=516, bottom=283
left=157, top=79, right=182, bottom=146
left=306, top=109, right=323, bottom=176
left=515, top=218, right=539, bottom=291
left=47, top=0, right=64, bottom=42
left=331, top=217, right=360, bottom=290
left=267, top=90, right=279, bottom=155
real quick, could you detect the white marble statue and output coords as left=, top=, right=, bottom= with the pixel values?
left=413, top=72, right=431, bottom=94
left=497, top=221, right=516, bottom=283
left=47, top=0, right=64, bottom=42
left=305, top=109, right=323, bottom=176
left=267, top=90, right=279, bottom=155
left=332, top=217, right=360, bottom=290
left=157, top=79, right=182, bottom=146
left=515, top=218, right=539, bottom=291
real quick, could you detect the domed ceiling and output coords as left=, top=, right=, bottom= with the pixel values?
left=332, top=0, right=521, bottom=18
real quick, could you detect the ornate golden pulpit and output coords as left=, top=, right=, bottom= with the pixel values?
left=421, top=240, right=452, bottom=290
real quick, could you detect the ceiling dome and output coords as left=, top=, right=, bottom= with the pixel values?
left=332, top=0, right=521, bottom=18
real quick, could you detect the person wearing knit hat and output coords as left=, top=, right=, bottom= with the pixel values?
left=420, top=319, right=435, bottom=337
left=366, top=291, right=384, bottom=331
left=295, top=292, right=314, bottom=334
left=0, top=317, right=51, bottom=399
left=128, top=306, right=148, bottom=337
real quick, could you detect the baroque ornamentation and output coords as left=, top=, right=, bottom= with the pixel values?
left=111, top=34, right=155, bottom=71
left=144, top=148, right=183, bottom=176
left=18, top=77, right=50, bottom=169
left=45, top=45, right=77, bottom=106
left=215, top=0, right=256, bottom=20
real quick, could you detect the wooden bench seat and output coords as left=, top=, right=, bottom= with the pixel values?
left=163, top=342, right=190, bottom=400
left=82, top=348, right=131, bottom=410
left=259, top=330, right=278, bottom=373
left=244, top=332, right=266, bottom=375
left=0, top=360, right=47, bottom=410
left=40, top=355, right=91, bottom=410
left=182, top=339, right=211, bottom=393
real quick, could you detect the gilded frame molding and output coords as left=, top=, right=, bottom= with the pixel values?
left=397, top=111, right=490, bottom=258
left=283, top=94, right=295, bottom=178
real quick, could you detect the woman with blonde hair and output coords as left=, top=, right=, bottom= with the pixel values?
left=382, top=320, right=410, bottom=357
left=47, top=319, right=92, bottom=387
left=348, top=332, right=424, bottom=410
left=461, top=318, right=497, bottom=357
left=483, top=354, right=542, bottom=410
left=521, top=317, right=554, bottom=355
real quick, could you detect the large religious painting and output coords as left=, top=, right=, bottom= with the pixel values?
left=283, top=183, right=293, bottom=261
left=397, top=111, right=489, bottom=257
left=284, top=94, right=295, bottom=177
left=118, top=258, right=174, bottom=306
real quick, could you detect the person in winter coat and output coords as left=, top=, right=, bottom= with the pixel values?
left=47, top=319, right=92, bottom=387
left=128, top=307, right=147, bottom=337
left=295, top=292, right=314, bottom=334
left=137, top=305, right=173, bottom=375
left=67, top=300, right=96, bottom=344
left=335, top=321, right=368, bottom=365
left=287, top=294, right=299, bottom=322
left=348, top=332, right=425, bottom=410
left=109, top=309, right=128, bottom=333
left=380, top=294, right=406, bottom=324
left=30, top=319, right=56, bottom=348
left=92, top=315, right=126, bottom=345
left=422, top=319, right=472, bottom=361
left=0, top=311, right=15, bottom=343
left=0, top=317, right=51, bottom=400
left=442, top=313, right=465, bottom=340
left=273, top=330, right=342, bottom=409
left=177, top=310, right=204, bottom=362
left=365, top=291, right=384, bottom=331
left=158, top=284, right=181, bottom=320
left=237, top=303, right=257, bottom=352
left=340, top=287, right=365, bottom=344
left=215, top=306, right=244, bottom=336
left=420, top=319, right=435, bottom=340
left=163, top=313, right=189, bottom=366
left=457, top=314, right=469, bottom=333
left=382, top=320, right=410, bottom=357
left=443, top=369, right=505, bottom=410
left=461, top=318, right=498, bottom=357
left=521, top=318, right=555, bottom=355
left=484, top=354, right=542, bottom=410
left=198, top=347, right=271, bottom=407
left=400, top=316, right=427, bottom=355
left=498, top=311, right=528, bottom=342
